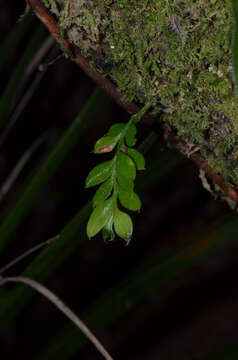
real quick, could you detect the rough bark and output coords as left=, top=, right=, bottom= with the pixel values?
left=28, top=0, right=238, bottom=204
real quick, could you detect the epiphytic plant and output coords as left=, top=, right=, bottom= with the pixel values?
left=86, top=103, right=151, bottom=243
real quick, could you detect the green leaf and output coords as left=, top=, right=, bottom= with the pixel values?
left=85, top=160, right=113, bottom=188
left=125, top=123, right=137, bottom=146
left=87, top=199, right=113, bottom=238
left=116, top=152, right=136, bottom=181
left=108, top=123, right=125, bottom=136
left=117, top=174, right=134, bottom=192
left=114, top=209, right=133, bottom=243
left=118, top=189, right=141, bottom=211
left=92, top=178, right=113, bottom=207
left=0, top=146, right=181, bottom=328
left=94, top=135, right=119, bottom=154
left=127, top=148, right=145, bottom=170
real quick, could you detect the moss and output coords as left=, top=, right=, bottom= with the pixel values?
left=53, top=0, right=238, bottom=186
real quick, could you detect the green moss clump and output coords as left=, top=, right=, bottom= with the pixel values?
left=54, top=0, right=238, bottom=185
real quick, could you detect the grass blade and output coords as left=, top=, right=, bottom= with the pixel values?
left=36, top=213, right=238, bottom=359
left=0, top=149, right=182, bottom=325
left=0, top=89, right=111, bottom=254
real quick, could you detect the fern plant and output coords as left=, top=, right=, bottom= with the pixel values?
left=85, top=103, right=152, bottom=243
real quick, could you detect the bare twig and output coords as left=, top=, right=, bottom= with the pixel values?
left=14, top=35, right=55, bottom=107
left=0, top=36, right=55, bottom=147
left=26, top=0, right=238, bottom=203
left=0, top=275, right=113, bottom=360
left=0, top=235, right=59, bottom=274
left=0, top=132, right=48, bottom=203
left=25, top=36, right=55, bottom=76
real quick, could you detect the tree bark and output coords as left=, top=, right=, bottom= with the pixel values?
left=28, top=0, right=238, bottom=205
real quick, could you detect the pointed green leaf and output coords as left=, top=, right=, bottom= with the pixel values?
left=92, top=178, right=113, bottom=207
left=87, top=199, right=113, bottom=238
left=117, top=152, right=136, bottom=181
left=94, top=136, right=119, bottom=154
left=108, top=123, right=125, bottom=137
left=127, top=148, right=145, bottom=170
left=114, top=209, right=133, bottom=243
left=125, top=123, right=137, bottom=147
left=118, top=189, right=141, bottom=211
left=85, top=160, right=113, bottom=188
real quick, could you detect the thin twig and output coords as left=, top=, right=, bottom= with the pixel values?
left=26, top=0, right=238, bottom=203
left=16, top=35, right=55, bottom=98
left=25, top=36, right=55, bottom=77
left=0, top=132, right=48, bottom=203
left=0, top=36, right=55, bottom=148
left=0, top=275, right=114, bottom=360
left=11, top=35, right=54, bottom=117
left=0, top=72, right=45, bottom=147
left=0, top=235, right=59, bottom=274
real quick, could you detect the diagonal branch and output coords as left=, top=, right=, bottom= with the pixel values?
left=26, top=0, right=238, bottom=204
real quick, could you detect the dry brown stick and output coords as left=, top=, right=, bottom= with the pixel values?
left=26, top=0, right=238, bottom=204
left=0, top=275, right=114, bottom=360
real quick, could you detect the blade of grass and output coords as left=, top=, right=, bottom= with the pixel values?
left=0, top=148, right=182, bottom=326
left=0, top=25, right=45, bottom=128
left=36, top=212, right=238, bottom=359
left=0, top=88, right=111, bottom=254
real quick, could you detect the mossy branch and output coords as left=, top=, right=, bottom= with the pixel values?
left=27, top=0, right=238, bottom=206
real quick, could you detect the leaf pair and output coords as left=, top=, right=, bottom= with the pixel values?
left=85, top=119, right=146, bottom=243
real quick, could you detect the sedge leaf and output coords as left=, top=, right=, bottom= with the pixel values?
left=94, top=135, right=119, bottom=154
left=114, top=209, right=133, bottom=243
left=117, top=152, right=136, bottom=181
left=87, top=199, right=113, bottom=238
left=92, top=178, right=113, bottom=207
left=127, top=148, right=145, bottom=170
left=85, top=160, right=113, bottom=188
left=118, top=189, right=141, bottom=211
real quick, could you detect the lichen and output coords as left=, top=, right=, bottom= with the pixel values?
left=52, top=0, right=238, bottom=186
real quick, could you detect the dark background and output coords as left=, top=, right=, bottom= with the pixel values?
left=0, top=2, right=238, bottom=359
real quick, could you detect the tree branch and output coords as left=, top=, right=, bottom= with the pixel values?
left=26, top=0, right=238, bottom=204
